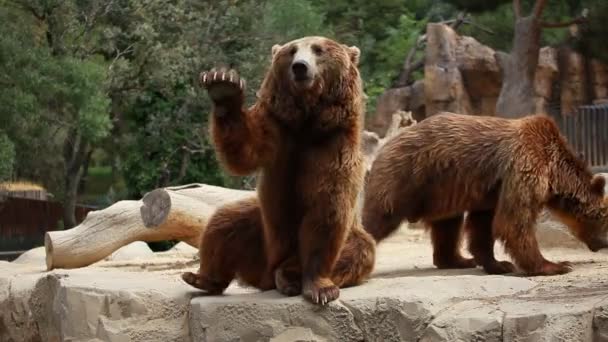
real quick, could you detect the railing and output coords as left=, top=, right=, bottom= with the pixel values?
left=0, top=196, right=93, bottom=258
left=553, top=104, right=608, bottom=173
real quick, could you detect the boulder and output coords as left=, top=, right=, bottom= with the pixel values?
left=560, top=48, right=589, bottom=116
left=590, top=59, right=608, bottom=101
left=424, top=24, right=472, bottom=117
left=11, top=246, right=46, bottom=266
left=106, top=241, right=155, bottom=261
left=455, top=35, right=502, bottom=99
left=534, top=47, right=559, bottom=114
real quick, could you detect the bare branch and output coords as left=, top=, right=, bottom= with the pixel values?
left=513, top=0, right=522, bottom=19
left=541, top=9, right=588, bottom=29
left=532, top=0, right=548, bottom=18
left=463, top=20, right=494, bottom=35
left=73, top=0, right=117, bottom=45
left=393, top=34, right=426, bottom=87
left=108, top=43, right=135, bottom=71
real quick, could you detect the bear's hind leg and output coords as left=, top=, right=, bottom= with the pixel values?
left=428, top=216, right=476, bottom=269
left=274, top=256, right=302, bottom=296
left=464, top=210, right=515, bottom=274
left=182, top=197, right=272, bottom=293
left=331, top=225, right=376, bottom=287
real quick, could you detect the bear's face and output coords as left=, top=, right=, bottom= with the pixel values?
left=550, top=174, right=608, bottom=252
left=270, top=36, right=360, bottom=98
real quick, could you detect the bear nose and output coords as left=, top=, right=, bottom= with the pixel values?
left=291, top=60, right=310, bottom=80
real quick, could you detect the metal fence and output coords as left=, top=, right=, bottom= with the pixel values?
left=552, top=104, right=608, bottom=173
left=0, top=196, right=93, bottom=258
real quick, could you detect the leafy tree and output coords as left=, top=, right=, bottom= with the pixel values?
left=99, top=0, right=334, bottom=198
left=0, top=132, right=15, bottom=181
left=1, top=0, right=111, bottom=227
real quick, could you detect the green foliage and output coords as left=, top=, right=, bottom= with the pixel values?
left=262, top=0, right=331, bottom=41
left=450, top=0, right=608, bottom=58
left=442, top=0, right=511, bottom=13
left=0, top=3, right=110, bottom=196
left=365, top=12, right=427, bottom=109
left=0, top=132, right=15, bottom=181
left=576, top=0, right=608, bottom=63
left=311, top=0, right=429, bottom=111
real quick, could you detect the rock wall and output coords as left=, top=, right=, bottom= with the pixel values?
left=369, top=23, right=608, bottom=137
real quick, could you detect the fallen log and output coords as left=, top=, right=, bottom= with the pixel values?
left=45, top=184, right=254, bottom=270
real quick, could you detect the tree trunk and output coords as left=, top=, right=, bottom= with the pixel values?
left=62, top=130, right=90, bottom=228
left=495, top=15, right=542, bottom=117
left=495, top=0, right=587, bottom=118
left=78, top=149, right=94, bottom=194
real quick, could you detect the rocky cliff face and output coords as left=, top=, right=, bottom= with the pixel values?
left=369, top=23, right=608, bottom=137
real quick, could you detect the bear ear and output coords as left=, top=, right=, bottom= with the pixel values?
left=271, top=44, right=282, bottom=58
left=591, top=174, right=606, bottom=195
left=347, top=45, right=360, bottom=66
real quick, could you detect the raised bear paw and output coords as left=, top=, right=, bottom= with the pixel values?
left=199, top=67, right=245, bottom=106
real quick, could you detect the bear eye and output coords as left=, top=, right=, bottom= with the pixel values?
left=289, top=46, right=297, bottom=55
left=312, top=44, right=323, bottom=55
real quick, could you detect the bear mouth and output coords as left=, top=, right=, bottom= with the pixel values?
left=291, top=76, right=315, bottom=89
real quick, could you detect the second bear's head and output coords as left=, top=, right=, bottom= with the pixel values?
left=268, top=36, right=361, bottom=100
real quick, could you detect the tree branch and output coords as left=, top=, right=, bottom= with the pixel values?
left=108, top=43, right=135, bottom=71
left=513, top=0, right=522, bottom=19
left=8, top=0, right=45, bottom=20
left=532, top=0, right=548, bottom=18
left=540, top=9, right=588, bottom=29
left=463, top=20, right=495, bottom=35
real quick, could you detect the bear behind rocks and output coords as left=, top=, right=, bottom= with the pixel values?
left=363, top=112, right=608, bottom=276
left=182, top=36, right=376, bottom=305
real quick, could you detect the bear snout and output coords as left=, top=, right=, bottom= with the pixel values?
left=291, top=60, right=312, bottom=82
left=586, top=236, right=608, bottom=252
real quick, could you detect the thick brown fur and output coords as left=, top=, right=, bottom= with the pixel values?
left=181, top=36, right=376, bottom=305
left=362, top=112, right=608, bottom=276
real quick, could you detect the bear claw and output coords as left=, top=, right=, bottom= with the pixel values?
left=303, top=279, right=340, bottom=305
left=199, top=68, right=244, bottom=104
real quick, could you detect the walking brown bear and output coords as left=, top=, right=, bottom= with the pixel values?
left=363, top=112, right=608, bottom=276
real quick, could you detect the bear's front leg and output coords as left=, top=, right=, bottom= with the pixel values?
left=298, top=204, right=351, bottom=305
left=200, top=68, right=279, bottom=175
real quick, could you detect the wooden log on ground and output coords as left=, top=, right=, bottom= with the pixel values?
left=45, top=184, right=254, bottom=270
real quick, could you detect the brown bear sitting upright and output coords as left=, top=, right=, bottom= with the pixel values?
left=363, top=112, right=608, bottom=276
left=181, top=36, right=376, bottom=305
